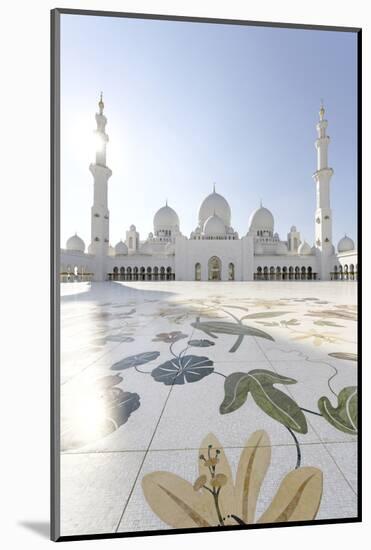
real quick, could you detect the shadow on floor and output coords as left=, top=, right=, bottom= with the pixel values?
left=60, top=281, right=177, bottom=305
left=18, top=521, right=49, bottom=539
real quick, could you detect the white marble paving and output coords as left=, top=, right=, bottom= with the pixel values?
left=117, top=441, right=357, bottom=534
left=60, top=281, right=358, bottom=536
left=60, top=451, right=145, bottom=536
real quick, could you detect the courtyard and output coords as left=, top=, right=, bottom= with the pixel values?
left=60, top=281, right=358, bottom=536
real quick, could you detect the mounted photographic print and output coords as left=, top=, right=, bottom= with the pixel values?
left=51, top=8, right=361, bottom=541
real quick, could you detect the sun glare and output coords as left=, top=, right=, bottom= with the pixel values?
left=70, top=387, right=109, bottom=441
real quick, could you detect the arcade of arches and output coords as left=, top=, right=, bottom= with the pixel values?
left=331, top=264, right=358, bottom=281
left=60, top=265, right=93, bottom=283
left=108, top=266, right=175, bottom=281
left=254, top=266, right=316, bottom=281
left=61, top=262, right=358, bottom=283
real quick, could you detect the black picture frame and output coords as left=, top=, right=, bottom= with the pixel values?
left=51, top=8, right=362, bottom=542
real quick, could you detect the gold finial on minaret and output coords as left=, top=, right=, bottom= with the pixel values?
left=319, top=99, right=325, bottom=121
left=98, top=91, right=104, bottom=115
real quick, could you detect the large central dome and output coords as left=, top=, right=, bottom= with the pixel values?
left=198, top=187, right=231, bottom=227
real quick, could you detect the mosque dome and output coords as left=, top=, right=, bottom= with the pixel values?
left=298, top=240, right=312, bottom=255
left=290, top=225, right=297, bottom=232
left=254, top=242, right=264, bottom=255
left=66, top=233, right=85, bottom=252
left=249, top=205, right=274, bottom=232
left=337, top=235, right=354, bottom=253
left=276, top=242, right=288, bottom=255
left=198, top=187, right=231, bottom=227
left=115, top=240, right=128, bottom=256
left=154, top=203, right=180, bottom=232
left=130, top=224, right=136, bottom=231
left=108, top=244, right=115, bottom=256
left=203, top=214, right=226, bottom=237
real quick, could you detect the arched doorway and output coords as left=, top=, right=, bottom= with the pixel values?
left=195, top=263, right=201, bottom=281
left=208, top=256, right=221, bottom=281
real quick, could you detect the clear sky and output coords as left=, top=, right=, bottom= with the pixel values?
left=60, top=14, right=358, bottom=249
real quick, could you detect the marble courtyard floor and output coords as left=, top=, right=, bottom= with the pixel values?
left=60, top=281, right=358, bottom=536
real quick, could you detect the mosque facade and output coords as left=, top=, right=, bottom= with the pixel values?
left=60, top=96, right=358, bottom=283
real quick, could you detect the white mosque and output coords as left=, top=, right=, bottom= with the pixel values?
left=60, top=95, right=358, bottom=283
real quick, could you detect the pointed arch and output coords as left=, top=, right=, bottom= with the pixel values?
left=208, top=256, right=221, bottom=281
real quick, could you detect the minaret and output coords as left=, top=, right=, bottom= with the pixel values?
left=313, top=103, right=334, bottom=278
left=89, top=93, right=112, bottom=281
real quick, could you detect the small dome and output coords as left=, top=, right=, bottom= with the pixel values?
left=276, top=242, right=288, bottom=255
left=199, top=187, right=231, bottom=227
left=115, top=240, right=128, bottom=256
left=254, top=242, right=264, bottom=255
left=290, top=225, right=297, bottom=232
left=298, top=240, right=312, bottom=255
left=108, top=244, right=115, bottom=256
left=203, top=214, right=226, bottom=237
left=129, top=224, right=136, bottom=231
left=154, top=203, right=180, bottom=232
left=337, top=235, right=354, bottom=253
left=249, top=205, right=274, bottom=232
left=66, top=233, right=85, bottom=252
left=148, top=232, right=154, bottom=239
